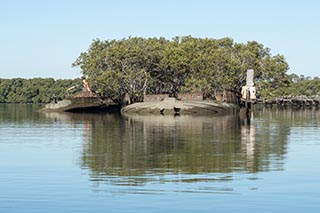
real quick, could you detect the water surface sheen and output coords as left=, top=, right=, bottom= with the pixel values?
left=0, top=104, right=320, bottom=212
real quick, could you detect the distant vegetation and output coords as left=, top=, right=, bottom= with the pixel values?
left=272, top=74, right=320, bottom=97
left=1, top=36, right=319, bottom=104
left=0, top=78, right=80, bottom=103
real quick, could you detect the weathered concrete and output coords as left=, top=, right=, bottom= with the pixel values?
left=121, top=97, right=239, bottom=115
left=44, top=99, right=72, bottom=110
left=41, top=97, right=116, bottom=112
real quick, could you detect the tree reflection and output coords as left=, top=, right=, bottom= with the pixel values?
left=81, top=111, right=290, bottom=184
left=0, top=104, right=313, bottom=189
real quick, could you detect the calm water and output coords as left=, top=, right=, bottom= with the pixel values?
left=0, top=104, right=320, bottom=212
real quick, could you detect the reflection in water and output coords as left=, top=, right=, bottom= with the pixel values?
left=0, top=104, right=41, bottom=123
left=2, top=104, right=290, bottom=191
left=23, top=106, right=292, bottom=193
left=79, top=111, right=289, bottom=190
left=2, top=104, right=320, bottom=212
left=241, top=117, right=256, bottom=170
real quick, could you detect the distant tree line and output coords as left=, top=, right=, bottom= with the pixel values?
left=72, top=36, right=290, bottom=103
left=271, top=74, right=320, bottom=97
left=0, top=78, right=80, bottom=103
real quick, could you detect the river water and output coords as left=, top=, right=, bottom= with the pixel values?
left=0, top=104, right=320, bottom=212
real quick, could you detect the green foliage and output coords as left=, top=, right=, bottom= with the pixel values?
left=0, top=78, right=80, bottom=104
left=6, top=36, right=316, bottom=104
left=272, top=76, right=320, bottom=97
left=73, top=36, right=290, bottom=102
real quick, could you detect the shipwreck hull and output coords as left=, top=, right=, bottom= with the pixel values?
left=42, top=97, right=118, bottom=112
left=121, top=98, right=239, bottom=115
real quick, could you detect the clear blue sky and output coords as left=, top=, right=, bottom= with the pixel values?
left=1, top=0, right=319, bottom=79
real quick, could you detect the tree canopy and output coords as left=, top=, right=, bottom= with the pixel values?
left=73, top=36, right=290, bottom=103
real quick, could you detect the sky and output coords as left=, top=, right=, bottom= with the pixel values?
left=1, top=0, right=319, bottom=79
